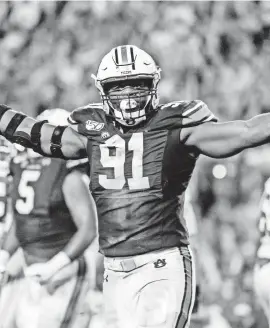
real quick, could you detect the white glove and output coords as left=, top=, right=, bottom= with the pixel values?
left=24, top=251, right=71, bottom=285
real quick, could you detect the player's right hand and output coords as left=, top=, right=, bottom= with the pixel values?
left=24, top=252, right=71, bottom=285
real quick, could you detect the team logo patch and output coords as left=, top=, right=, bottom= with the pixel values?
left=85, top=120, right=104, bottom=131
left=101, top=131, right=110, bottom=139
left=154, top=259, right=167, bottom=268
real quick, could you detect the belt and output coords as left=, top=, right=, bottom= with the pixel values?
left=104, top=246, right=189, bottom=272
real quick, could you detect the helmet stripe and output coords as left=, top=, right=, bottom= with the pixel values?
left=130, top=46, right=136, bottom=70
left=114, top=48, right=119, bottom=65
left=121, top=46, right=128, bottom=64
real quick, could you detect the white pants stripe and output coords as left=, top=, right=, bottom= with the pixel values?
left=60, top=256, right=88, bottom=328
left=175, top=246, right=195, bottom=328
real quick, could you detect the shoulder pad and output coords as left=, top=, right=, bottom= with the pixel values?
left=157, top=100, right=217, bottom=129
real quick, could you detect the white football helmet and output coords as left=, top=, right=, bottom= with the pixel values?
left=92, top=45, right=161, bottom=126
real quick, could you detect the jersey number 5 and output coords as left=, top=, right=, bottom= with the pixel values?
left=15, top=170, right=41, bottom=215
left=99, top=132, right=150, bottom=190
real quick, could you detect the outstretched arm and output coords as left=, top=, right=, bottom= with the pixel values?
left=181, top=113, right=270, bottom=158
left=62, top=170, right=97, bottom=260
left=0, top=105, right=87, bottom=159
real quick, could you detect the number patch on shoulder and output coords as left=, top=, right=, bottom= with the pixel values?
left=99, top=132, right=150, bottom=190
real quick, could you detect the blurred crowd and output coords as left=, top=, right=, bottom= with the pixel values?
left=1, top=1, right=270, bottom=327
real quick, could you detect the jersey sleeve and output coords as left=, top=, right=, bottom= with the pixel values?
left=181, top=100, right=218, bottom=127
left=157, top=100, right=217, bottom=131
left=68, top=103, right=106, bottom=139
left=68, top=103, right=103, bottom=124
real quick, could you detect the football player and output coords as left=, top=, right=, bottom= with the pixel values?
left=0, top=136, right=19, bottom=286
left=0, top=109, right=97, bottom=328
left=1, top=44, right=270, bottom=328
left=254, top=178, right=270, bottom=327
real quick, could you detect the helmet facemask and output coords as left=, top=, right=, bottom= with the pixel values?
left=101, top=77, right=158, bottom=126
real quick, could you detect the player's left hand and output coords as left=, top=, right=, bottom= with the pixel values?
left=24, top=251, right=71, bottom=285
left=24, top=262, right=57, bottom=284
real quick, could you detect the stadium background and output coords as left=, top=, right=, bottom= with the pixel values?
left=1, top=1, right=270, bottom=327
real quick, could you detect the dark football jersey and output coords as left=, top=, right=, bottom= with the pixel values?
left=10, top=154, right=89, bottom=263
left=69, top=100, right=217, bottom=257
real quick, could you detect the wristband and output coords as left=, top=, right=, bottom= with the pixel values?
left=48, top=251, right=71, bottom=273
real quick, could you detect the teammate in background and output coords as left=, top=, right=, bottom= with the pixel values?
left=0, top=137, right=24, bottom=285
left=2, top=44, right=270, bottom=327
left=0, top=109, right=97, bottom=328
left=254, top=178, right=270, bottom=327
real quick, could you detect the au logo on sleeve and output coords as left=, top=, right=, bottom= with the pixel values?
left=85, top=120, right=104, bottom=131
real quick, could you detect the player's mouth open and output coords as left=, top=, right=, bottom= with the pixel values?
left=119, top=99, right=139, bottom=113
